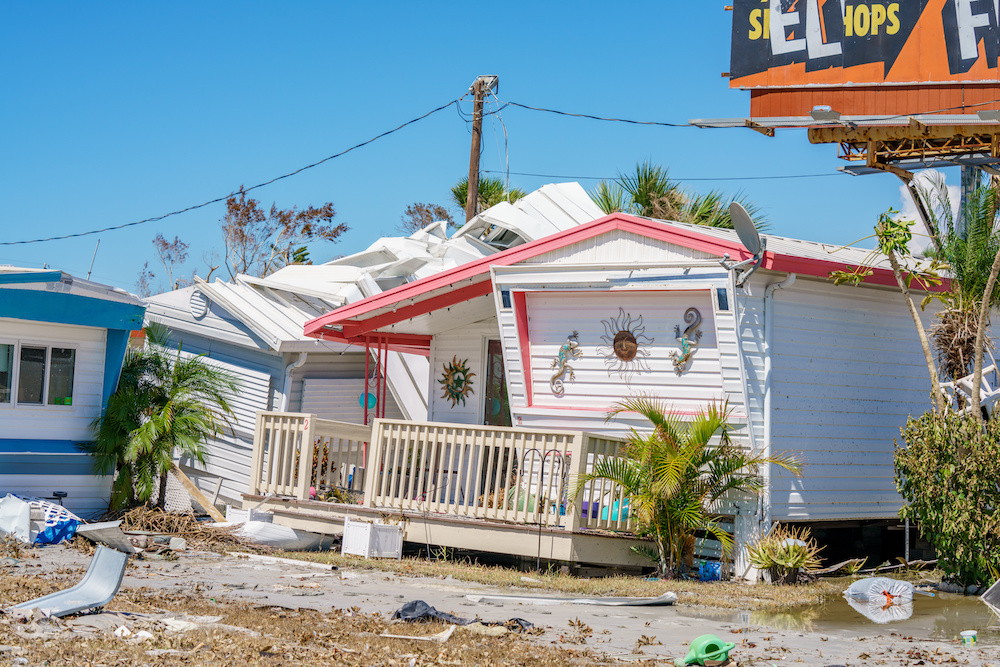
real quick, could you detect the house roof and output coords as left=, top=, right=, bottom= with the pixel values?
left=0, top=265, right=145, bottom=331
left=145, top=182, right=602, bottom=352
left=304, top=213, right=933, bottom=348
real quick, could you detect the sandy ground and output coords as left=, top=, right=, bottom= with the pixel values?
left=3, top=545, right=999, bottom=666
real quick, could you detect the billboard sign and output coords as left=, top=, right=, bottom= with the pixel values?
left=731, top=0, right=1000, bottom=89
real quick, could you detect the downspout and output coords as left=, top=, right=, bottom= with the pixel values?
left=279, top=353, right=308, bottom=412
left=761, top=273, right=796, bottom=532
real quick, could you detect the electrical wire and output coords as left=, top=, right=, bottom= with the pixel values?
left=2, top=98, right=463, bottom=246
left=482, top=169, right=842, bottom=182
left=499, top=100, right=694, bottom=127
left=500, top=96, right=1000, bottom=128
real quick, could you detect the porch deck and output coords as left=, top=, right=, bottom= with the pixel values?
left=244, top=412, right=668, bottom=567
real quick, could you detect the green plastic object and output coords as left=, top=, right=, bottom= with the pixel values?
left=674, top=634, right=736, bottom=666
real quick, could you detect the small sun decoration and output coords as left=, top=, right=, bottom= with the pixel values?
left=598, top=308, right=654, bottom=381
left=439, top=356, right=476, bottom=407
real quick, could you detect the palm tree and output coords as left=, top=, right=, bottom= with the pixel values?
left=450, top=175, right=526, bottom=216
left=591, top=161, right=768, bottom=230
left=85, top=324, right=239, bottom=510
left=575, top=396, right=800, bottom=577
left=919, top=183, right=1000, bottom=384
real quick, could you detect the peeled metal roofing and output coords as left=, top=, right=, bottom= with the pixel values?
left=147, top=181, right=604, bottom=347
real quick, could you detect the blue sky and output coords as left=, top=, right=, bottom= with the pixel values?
left=1, top=2, right=923, bottom=292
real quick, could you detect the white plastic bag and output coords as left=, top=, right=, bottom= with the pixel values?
left=0, top=494, right=31, bottom=543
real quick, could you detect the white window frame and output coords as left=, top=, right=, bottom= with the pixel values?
left=0, top=338, right=79, bottom=410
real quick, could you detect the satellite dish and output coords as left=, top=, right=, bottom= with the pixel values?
left=730, top=202, right=762, bottom=257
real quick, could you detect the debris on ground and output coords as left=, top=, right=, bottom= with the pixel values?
left=13, top=545, right=128, bottom=618
left=106, top=505, right=266, bottom=553
left=392, top=599, right=533, bottom=632
left=465, top=592, right=678, bottom=607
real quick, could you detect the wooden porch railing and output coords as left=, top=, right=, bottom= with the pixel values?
left=249, top=412, right=636, bottom=533
left=250, top=412, right=373, bottom=500
left=364, top=419, right=636, bottom=533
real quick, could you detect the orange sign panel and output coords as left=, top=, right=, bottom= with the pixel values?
left=731, top=0, right=1000, bottom=89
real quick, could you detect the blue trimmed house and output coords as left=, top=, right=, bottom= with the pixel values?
left=0, top=267, right=145, bottom=519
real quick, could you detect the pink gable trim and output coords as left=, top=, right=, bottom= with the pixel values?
left=303, top=213, right=943, bottom=340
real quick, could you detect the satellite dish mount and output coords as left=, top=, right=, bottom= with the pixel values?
left=719, top=202, right=766, bottom=287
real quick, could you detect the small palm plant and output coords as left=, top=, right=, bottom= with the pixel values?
left=85, top=323, right=240, bottom=510
left=575, top=396, right=801, bottom=578
left=746, top=524, right=824, bottom=584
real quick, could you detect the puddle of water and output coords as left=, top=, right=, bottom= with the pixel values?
left=677, top=593, right=1000, bottom=646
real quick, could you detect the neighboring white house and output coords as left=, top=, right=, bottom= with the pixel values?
left=144, top=183, right=604, bottom=506
left=304, top=212, right=946, bottom=557
left=0, top=267, right=145, bottom=519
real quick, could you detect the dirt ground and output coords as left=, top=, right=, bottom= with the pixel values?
left=1, top=545, right=998, bottom=666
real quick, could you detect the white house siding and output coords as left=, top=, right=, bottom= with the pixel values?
left=287, top=353, right=369, bottom=412
left=301, top=378, right=405, bottom=422
left=733, top=280, right=767, bottom=455
left=495, top=291, right=724, bottom=436
left=0, top=473, right=111, bottom=520
left=0, top=318, right=106, bottom=442
left=716, top=284, right=755, bottom=451
left=428, top=320, right=500, bottom=424
left=164, top=330, right=283, bottom=505
left=519, top=229, right=717, bottom=265
left=767, top=277, right=937, bottom=521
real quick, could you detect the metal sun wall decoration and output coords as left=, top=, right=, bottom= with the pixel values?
left=439, top=356, right=476, bottom=407
left=598, top=308, right=653, bottom=382
left=550, top=331, right=583, bottom=395
left=670, top=307, right=703, bottom=375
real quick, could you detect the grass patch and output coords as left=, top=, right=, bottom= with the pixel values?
left=1, top=571, right=618, bottom=666
left=269, top=550, right=846, bottom=612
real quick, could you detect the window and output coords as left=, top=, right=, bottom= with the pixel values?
left=0, top=341, right=77, bottom=408
left=18, top=346, right=46, bottom=404
left=716, top=287, right=730, bottom=311
left=48, top=348, right=76, bottom=406
left=0, top=344, right=12, bottom=403
left=500, top=289, right=512, bottom=309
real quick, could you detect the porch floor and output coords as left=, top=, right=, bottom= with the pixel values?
left=242, top=494, right=650, bottom=568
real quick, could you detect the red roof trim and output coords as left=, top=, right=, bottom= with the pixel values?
left=303, top=213, right=945, bottom=339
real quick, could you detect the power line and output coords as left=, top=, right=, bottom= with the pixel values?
left=482, top=169, right=842, bottom=182
left=500, top=100, right=694, bottom=127
left=2, top=98, right=463, bottom=246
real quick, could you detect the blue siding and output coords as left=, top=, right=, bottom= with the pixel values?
left=103, top=328, right=130, bottom=407
left=0, top=289, right=145, bottom=331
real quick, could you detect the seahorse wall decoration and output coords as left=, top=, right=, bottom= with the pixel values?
left=550, top=331, right=583, bottom=394
left=670, top=307, right=703, bottom=375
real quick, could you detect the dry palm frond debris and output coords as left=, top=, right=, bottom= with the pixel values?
left=104, top=505, right=269, bottom=553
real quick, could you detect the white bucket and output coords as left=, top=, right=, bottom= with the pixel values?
left=960, top=630, right=977, bottom=645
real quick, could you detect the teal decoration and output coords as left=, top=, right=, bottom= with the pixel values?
left=359, top=392, right=377, bottom=409
left=490, top=397, right=501, bottom=415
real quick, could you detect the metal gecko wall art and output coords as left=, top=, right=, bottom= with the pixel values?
left=550, top=331, right=582, bottom=394
left=670, top=307, right=703, bottom=375
left=597, top=308, right=653, bottom=382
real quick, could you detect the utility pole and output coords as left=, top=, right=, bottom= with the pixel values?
left=465, top=75, right=499, bottom=223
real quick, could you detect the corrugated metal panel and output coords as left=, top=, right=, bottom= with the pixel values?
left=767, top=278, right=938, bottom=521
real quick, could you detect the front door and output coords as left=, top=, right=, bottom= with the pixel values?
left=483, top=339, right=511, bottom=427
